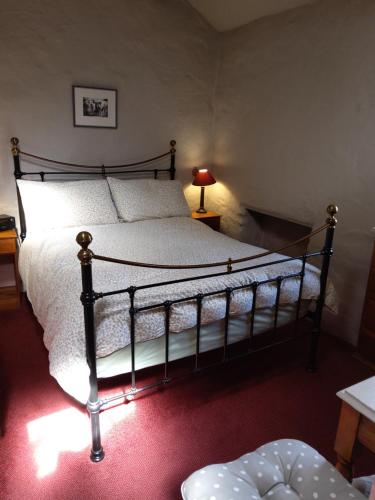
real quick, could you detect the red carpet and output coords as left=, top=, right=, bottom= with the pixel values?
left=0, top=296, right=374, bottom=500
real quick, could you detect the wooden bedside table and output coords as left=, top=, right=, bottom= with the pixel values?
left=0, top=229, right=20, bottom=310
left=192, top=211, right=221, bottom=231
left=335, top=377, right=375, bottom=480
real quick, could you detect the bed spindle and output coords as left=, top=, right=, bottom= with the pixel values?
left=249, top=282, right=258, bottom=350
left=163, top=301, right=171, bottom=382
left=223, top=288, right=232, bottom=360
left=128, top=286, right=137, bottom=390
left=295, top=256, right=307, bottom=325
left=195, top=294, right=203, bottom=370
left=307, top=204, right=338, bottom=372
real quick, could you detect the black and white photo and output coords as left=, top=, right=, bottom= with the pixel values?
left=83, top=97, right=108, bottom=117
left=73, top=86, right=117, bottom=128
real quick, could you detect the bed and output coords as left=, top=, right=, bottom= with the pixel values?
left=10, top=137, right=338, bottom=462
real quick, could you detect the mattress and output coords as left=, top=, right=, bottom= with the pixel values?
left=19, top=217, right=335, bottom=403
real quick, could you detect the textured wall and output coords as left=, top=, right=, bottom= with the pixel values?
left=212, top=0, right=375, bottom=344
left=0, top=0, right=218, bottom=217
left=1, top=0, right=373, bottom=346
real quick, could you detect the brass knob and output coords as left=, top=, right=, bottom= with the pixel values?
left=326, top=204, right=338, bottom=227
left=10, top=137, right=20, bottom=156
left=76, top=231, right=93, bottom=263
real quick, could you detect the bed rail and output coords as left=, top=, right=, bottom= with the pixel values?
left=76, top=204, right=337, bottom=462
left=10, top=137, right=176, bottom=241
left=90, top=221, right=331, bottom=271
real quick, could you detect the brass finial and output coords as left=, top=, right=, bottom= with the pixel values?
left=170, top=140, right=176, bottom=154
left=76, top=231, right=93, bottom=264
left=326, top=204, right=338, bottom=227
left=227, top=258, right=233, bottom=273
left=10, top=137, right=20, bottom=156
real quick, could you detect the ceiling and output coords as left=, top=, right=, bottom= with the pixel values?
left=187, top=0, right=317, bottom=32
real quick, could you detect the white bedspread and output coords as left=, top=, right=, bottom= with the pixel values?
left=19, top=217, right=335, bottom=403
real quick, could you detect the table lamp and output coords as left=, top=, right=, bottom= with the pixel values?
left=192, top=167, right=216, bottom=213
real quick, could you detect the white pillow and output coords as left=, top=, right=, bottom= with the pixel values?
left=107, top=178, right=191, bottom=222
left=17, top=179, right=118, bottom=233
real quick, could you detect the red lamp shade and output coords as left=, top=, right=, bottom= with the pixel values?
left=192, top=168, right=216, bottom=186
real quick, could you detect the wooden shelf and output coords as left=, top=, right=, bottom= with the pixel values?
left=243, top=205, right=313, bottom=257
left=242, top=204, right=312, bottom=228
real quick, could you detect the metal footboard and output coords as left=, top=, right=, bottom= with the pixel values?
left=76, top=205, right=337, bottom=462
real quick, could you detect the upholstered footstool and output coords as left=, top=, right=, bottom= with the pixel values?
left=181, top=439, right=366, bottom=499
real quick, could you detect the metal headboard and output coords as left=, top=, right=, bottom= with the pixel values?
left=10, top=137, right=176, bottom=241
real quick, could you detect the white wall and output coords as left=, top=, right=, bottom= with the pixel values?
left=1, top=0, right=373, bottom=346
left=0, top=0, right=219, bottom=217
left=212, top=0, right=375, bottom=344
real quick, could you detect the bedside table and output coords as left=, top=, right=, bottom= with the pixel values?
left=335, top=377, right=375, bottom=481
left=192, top=211, right=221, bottom=231
left=0, top=229, right=20, bottom=310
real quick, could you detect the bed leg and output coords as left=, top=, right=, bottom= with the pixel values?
left=88, top=400, right=104, bottom=462
left=307, top=205, right=337, bottom=373
left=87, top=369, right=104, bottom=462
left=77, top=231, right=105, bottom=463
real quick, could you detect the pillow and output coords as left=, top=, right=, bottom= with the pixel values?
left=17, top=179, right=118, bottom=233
left=107, top=177, right=191, bottom=222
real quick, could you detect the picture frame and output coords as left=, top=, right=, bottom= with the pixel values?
left=72, top=86, right=117, bottom=128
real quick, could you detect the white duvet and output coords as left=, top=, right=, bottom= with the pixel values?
left=19, top=217, right=334, bottom=403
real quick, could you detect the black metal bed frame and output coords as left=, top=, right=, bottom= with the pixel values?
left=11, top=137, right=337, bottom=463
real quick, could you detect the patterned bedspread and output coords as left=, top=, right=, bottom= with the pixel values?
left=19, top=217, right=335, bottom=403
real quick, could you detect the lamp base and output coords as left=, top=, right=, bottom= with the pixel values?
left=196, top=186, right=207, bottom=214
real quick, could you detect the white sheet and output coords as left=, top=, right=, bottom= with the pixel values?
left=19, top=217, right=335, bottom=403
left=97, top=303, right=311, bottom=379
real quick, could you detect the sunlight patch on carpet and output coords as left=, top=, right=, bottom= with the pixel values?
left=27, top=402, right=136, bottom=478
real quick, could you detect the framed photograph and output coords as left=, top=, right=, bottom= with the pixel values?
left=73, top=86, right=117, bottom=128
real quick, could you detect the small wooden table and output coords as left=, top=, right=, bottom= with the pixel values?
left=192, top=211, right=221, bottom=231
left=335, top=376, right=375, bottom=480
left=0, top=229, right=20, bottom=310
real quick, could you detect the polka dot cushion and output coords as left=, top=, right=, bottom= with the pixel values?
left=181, top=439, right=366, bottom=500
